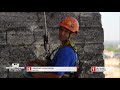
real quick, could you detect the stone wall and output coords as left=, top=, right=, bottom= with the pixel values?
left=0, top=12, right=105, bottom=78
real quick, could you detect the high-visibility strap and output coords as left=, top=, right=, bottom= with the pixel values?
left=60, top=39, right=77, bottom=53
left=49, top=40, right=77, bottom=59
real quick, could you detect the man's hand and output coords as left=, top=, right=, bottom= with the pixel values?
left=26, top=59, right=47, bottom=66
left=26, top=60, right=36, bottom=66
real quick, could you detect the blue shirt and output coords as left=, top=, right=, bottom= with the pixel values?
left=50, top=46, right=78, bottom=75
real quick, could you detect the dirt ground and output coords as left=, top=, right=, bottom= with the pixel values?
left=104, top=58, right=120, bottom=78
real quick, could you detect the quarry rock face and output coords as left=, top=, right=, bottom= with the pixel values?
left=0, top=12, right=104, bottom=78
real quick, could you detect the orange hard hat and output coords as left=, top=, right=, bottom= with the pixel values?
left=59, top=17, right=79, bottom=33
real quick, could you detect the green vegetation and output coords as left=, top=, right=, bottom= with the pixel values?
left=105, top=45, right=120, bottom=52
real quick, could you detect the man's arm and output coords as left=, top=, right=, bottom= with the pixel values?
left=34, top=59, right=47, bottom=66
left=26, top=59, right=47, bottom=66
left=32, top=72, right=62, bottom=78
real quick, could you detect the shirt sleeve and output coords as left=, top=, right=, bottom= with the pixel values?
left=53, top=48, right=73, bottom=75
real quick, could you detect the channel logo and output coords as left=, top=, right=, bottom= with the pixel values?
left=12, top=63, right=19, bottom=68
left=91, top=66, right=96, bottom=72
left=91, top=66, right=106, bottom=72
left=26, top=66, right=32, bottom=72
left=6, top=63, right=24, bottom=72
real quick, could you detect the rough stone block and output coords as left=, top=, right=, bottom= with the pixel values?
left=0, top=32, right=6, bottom=45
left=75, top=30, right=85, bottom=42
left=80, top=12, right=100, bottom=17
left=80, top=13, right=101, bottom=27
left=82, top=53, right=104, bottom=62
left=0, top=64, right=8, bottom=78
left=76, top=45, right=84, bottom=54
left=33, top=29, right=44, bottom=44
left=9, top=46, right=37, bottom=63
left=0, top=12, right=44, bottom=29
left=46, top=12, right=79, bottom=27
left=83, top=28, right=104, bottom=43
left=49, top=28, right=59, bottom=43
left=0, top=46, right=9, bottom=58
left=7, top=30, right=34, bottom=45
left=0, top=58, right=10, bottom=78
left=84, top=44, right=104, bottom=54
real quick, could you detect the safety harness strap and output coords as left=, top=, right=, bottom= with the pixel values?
left=60, top=39, right=77, bottom=53
left=47, top=40, right=79, bottom=78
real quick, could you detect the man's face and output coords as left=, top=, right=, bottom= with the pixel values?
left=59, top=26, right=71, bottom=42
